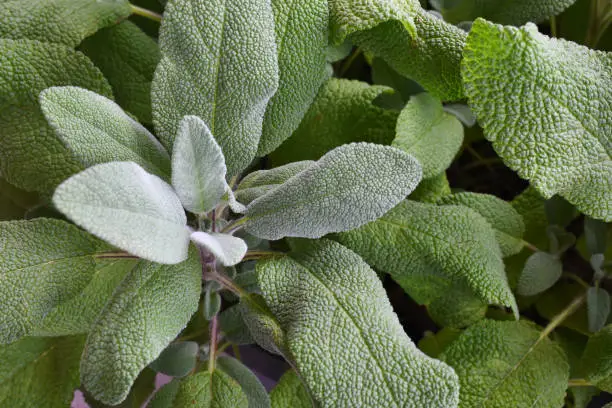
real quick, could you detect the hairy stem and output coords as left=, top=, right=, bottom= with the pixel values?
left=568, top=378, right=593, bottom=387
left=130, top=5, right=162, bottom=23
left=243, top=250, right=284, bottom=261
left=541, top=292, right=587, bottom=339
left=95, top=251, right=139, bottom=259
left=208, top=315, right=219, bottom=373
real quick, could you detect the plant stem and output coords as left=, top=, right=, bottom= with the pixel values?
left=521, top=240, right=540, bottom=252
left=208, top=315, right=219, bottom=373
left=220, top=217, right=248, bottom=234
left=568, top=378, right=593, bottom=387
left=541, top=292, right=587, bottom=339
left=562, top=272, right=590, bottom=289
left=339, top=48, right=363, bottom=77
left=211, top=270, right=247, bottom=297
left=243, top=250, right=284, bottom=261
left=550, top=15, right=558, bottom=37
left=95, top=251, right=139, bottom=259
left=130, top=5, right=162, bottom=23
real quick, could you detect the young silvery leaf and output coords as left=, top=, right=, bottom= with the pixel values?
left=462, top=20, right=612, bottom=222
left=245, top=142, right=422, bottom=240
left=257, top=239, right=460, bottom=407
left=516, top=251, right=563, bottom=296
left=53, top=161, right=190, bottom=264
left=441, top=320, right=569, bottom=408
left=81, top=252, right=201, bottom=405
left=0, top=39, right=112, bottom=194
left=270, top=370, right=311, bottom=408
left=588, top=287, right=611, bottom=332
left=40, top=86, right=171, bottom=180
left=190, top=231, right=248, bottom=267
left=152, top=0, right=279, bottom=176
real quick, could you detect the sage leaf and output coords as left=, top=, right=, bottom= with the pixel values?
left=0, top=178, right=39, bottom=221
left=338, top=200, right=518, bottom=315
left=0, top=219, right=110, bottom=343
left=0, top=0, right=131, bottom=47
left=0, top=336, right=85, bottom=407
left=257, top=239, right=460, bottom=407
left=53, top=162, right=190, bottom=264
left=418, top=328, right=462, bottom=358
left=81, top=251, right=202, bottom=405
left=257, top=0, right=329, bottom=155
left=584, top=217, right=609, bottom=255
left=441, top=320, right=569, bottom=408
left=270, top=370, right=311, bottom=408
left=0, top=39, right=112, bottom=194
left=516, top=252, right=563, bottom=296
left=203, top=287, right=222, bottom=321
left=393, top=92, right=464, bottom=179
left=218, top=305, right=255, bottom=346
left=463, top=20, right=612, bottom=221
left=190, top=232, right=248, bottom=267
left=217, top=356, right=270, bottom=408
left=171, top=116, right=227, bottom=214
left=409, top=172, right=451, bottom=203
left=152, top=0, right=279, bottom=175
left=588, top=287, right=611, bottom=332
left=40, top=86, right=171, bottom=180
left=246, top=143, right=422, bottom=240
left=583, top=324, right=612, bottom=392
left=427, top=284, right=487, bottom=329
left=79, top=20, right=161, bottom=124
left=149, top=342, right=199, bottom=378
left=536, top=282, right=590, bottom=335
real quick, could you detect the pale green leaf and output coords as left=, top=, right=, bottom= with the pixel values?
left=371, top=57, right=424, bottom=104
left=40, top=86, right=171, bottom=179
left=438, top=192, right=526, bottom=257
left=393, top=93, right=464, bottom=178
left=443, top=104, right=477, bottom=127
left=217, top=356, right=270, bottom=408
left=0, top=218, right=111, bottom=343
left=427, top=284, right=487, bottom=329
left=53, top=162, right=190, bottom=264
left=0, top=39, right=112, bottom=194
left=79, top=20, right=161, bottom=124
left=441, top=320, right=569, bottom=408
left=190, top=232, right=247, bottom=266
left=270, top=79, right=399, bottom=166
left=516, top=251, right=563, bottom=296
left=0, top=336, right=85, bottom=407
left=408, top=172, right=451, bottom=203
left=171, top=116, right=227, bottom=214
left=152, top=0, right=279, bottom=175
left=0, top=0, right=131, bottom=47
left=257, top=0, right=329, bottom=155
left=417, top=328, right=462, bottom=358
left=257, top=239, right=460, bottom=407
left=327, top=41, right=353, bottom=63
left=149, top=342, right=199, bottom=378
left=463, top=20, right=612, bottom=221
left=239, top=294, right=287, bottom=356
left=588, top=287, right=611, bottom=332
left=338, top=200, right=517, bottom=314
left=81, top=251, right=202, bottom=405
left=582, top=324, right=612, bottom=392
left=270, top=370, right=312, bottom=408
left=246, top=143, right=422, bottom=240
left=0, top=177, right=39, bottom=220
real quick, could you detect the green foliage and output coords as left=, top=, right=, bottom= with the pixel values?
left=149, top=342, right=199, bottom=378
left=582, top=325, right=612, bottom=392
left=516, top=251, right=563, bottom=296
left=588, top=286, right=611, bottom=332
left=270, top=370, right=311, bottom=408
left=216, top=356, right=270, bottom=408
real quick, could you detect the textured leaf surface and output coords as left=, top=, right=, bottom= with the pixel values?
left=217, top=356, right=270, bottom=408
left=53, top=162, right=190, bottom=264
left=409, top=173, right=451, bottom=203
left=393, top=93, right=463, bottom=178
left=149, top=342, right=199, bottom=378
left=536, top=283, right=589, bottom=335
left=338, top=200, right=517, bottom=313
left=516, top=251, right=563, bottom=296
left=257, top=239, right=460, bottom=408
left=0, top=0, right=131, bottom=47
left=190, top=232, right=247, bottom=266
left=270, top=79, right=399, bottom=165
left=81, top=251, right=202, bottom=405
left=270, top=370, right=311, bottom=408
left=418, top=328, right=462, bottom=358
left=79, top=20, right=161, bottom=124
left=428, top=284, right=487, bottom=329
left=0, top=39, right=112, bottom=194
left=171, top=116, right=227, bottom=214
left=463, top=20, right=612, bottom=221
left=583, top=325, right=612, bottom=392
left=0, top=336, right=85, bottom=407
left=441, top=320, right=569, bottom=408
left=0, top=219, right=109, bottom=343
left=438, top=192, right=526, bottom=257
left=588, top=287, right=611, bottom=332
left=236, top=161, right=314, bottom=205
left=257, top=0, right=328, bottom=155
left=152, top=0, right=279, bottom=175
left=40, top=86, right=171, bottom=179
left=246, top=143, right=422, bottom=240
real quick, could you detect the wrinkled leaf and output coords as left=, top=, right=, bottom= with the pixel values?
left=149, top=342, right=199, bottom=378
left=270, top=370, right=312, bottom=408
left=428, top=284, right=487, bottom=329
left=417, top=328, right=462, bottom=358
left=217, top=356, right=270, bottom=408
left=582, top=324, right=612, bottom=392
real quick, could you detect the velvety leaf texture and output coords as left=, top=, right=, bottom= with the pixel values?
left=516, top=252, right=563, bottom=296
left=53, top=162, right=190, bottom=264
left=0, top=0, right=132, bottom=47
left=463, top=20, right=612, bottom=221
left=79, top=20, right=161, bottom=124
left=190, top=231, right=248, bottom=267
left=246, top=143, right=422, bottom=240
left=40, top=86, right=171, bottom=180
left=257, top=0, right=329, bottom=155
left=583, top=324, right=612, bottom=392
left=427, top=284, right=487, bottom=329
left=257, top=239, right=460, bottom=407
left=0, top=336, right=85, bottom=407
left=216, top=356, right=270, bottom=408
left=337, top=200, right=517, bottom=314
left=0, top=218, right=109, bottom=343
left=408, top=172, right=451, bottom=203
left=441, top=320, right=569, bottom=408
left=270, top=370, right=311, bottom=408
left=152, top=0, right=279, bottom=175
left=588, top=287, right=611, bottom=332
left=0, top=38, right=113, bottom=194
left=81, top=251, right=202, bottom=405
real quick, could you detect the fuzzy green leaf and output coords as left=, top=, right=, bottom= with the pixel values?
left=79, top=20, right=161, bottom=124
left=191, top=232, right=247, bottom=267
left=152, top=0, right=279, bottom=175
left=0, top=39, right=112, bottom=194
left=0, top=219, right=111, bottom=343
left=257, top=239, right=460, bottom=407
left=408, top=173, right=451, bottom=203
left=438, top=192, right=526, bottom=257
left=393, top=93, right=464, bottom=179
left=270, top=370, right=311, bottom=408
left=149, top=342, right=199, bottom=378
left=441, top=320, right=570, bottom=408
left=81, top=251, right=202, bottom=405
left=582, top=324, right=612, bottom=392
left=40, top=86, right=171, bottom=179
left=246, top=143, right=422, bottom=240
left=0, top=0, right=131, bottom=47
left=463, top=20, right=612, bottom=221
left=418, top=328, right=462, bottom=359
left=427, top=284, right=487, bottom=329
left=338, top=200, right=517, bottom=314
left=203, top=287, right=222, bottom=321
left=0, top=336, right=85, bottom=407
left=257, top=0, right=329, bottom=155
left=53, top=162, right=190, bottom=264
left=217, top=356, right=270, bottom=408
left=516, top=251, right=563, bottom=296
left=171, top=116, right=228, bottom=214
left=588, top=287, right=611, bottom=332
left=218, top=305, right=255, bottom=346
